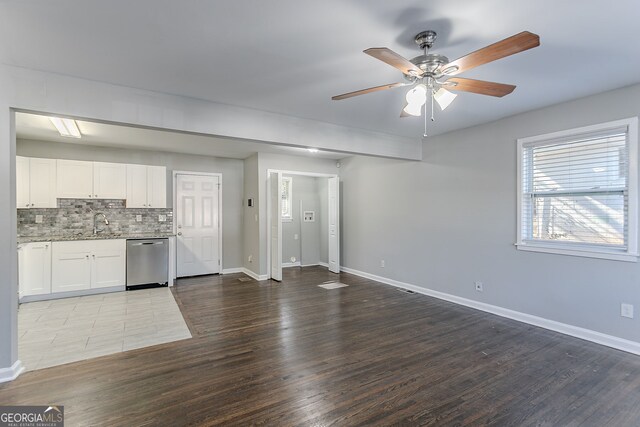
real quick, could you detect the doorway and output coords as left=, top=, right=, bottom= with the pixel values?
left=267, top=170, right=339, bottom=281
left=174, top=172, right=222, bottom=277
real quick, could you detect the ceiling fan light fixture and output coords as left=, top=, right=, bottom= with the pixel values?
left=405, top=84, right=427, bottom=106
left=49, top=117, right=81, bottom=138
left=403, top=102, right=423, bottom=117
left=433, top=88, right=457, bottom=111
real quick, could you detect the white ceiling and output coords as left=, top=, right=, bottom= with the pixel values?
left=2, top=1, right=640, bottom=139
left=15, top=112, right=346, bottom=160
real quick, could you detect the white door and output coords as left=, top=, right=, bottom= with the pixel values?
left=93, top=162, right=126, bottom=199
left=176, top=174, right=220, bottom=277
left=29, top=158, right=57, bottom=208
left=19, top=242, right=52, bottom=297
left=328, top=176, right=340, bottom=273
left=270, top=172, right=282, bottom=281
left=16, top=156, right=30, bottom=209
left=91, top=240, right=126, bottom=289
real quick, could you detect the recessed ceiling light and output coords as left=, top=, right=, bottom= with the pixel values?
left=307, top=148, right=319, bottom=153
left=49, top=117, right=81, bottom=138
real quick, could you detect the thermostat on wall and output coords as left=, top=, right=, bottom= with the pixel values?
left=303, top=211, right=315, bottom=222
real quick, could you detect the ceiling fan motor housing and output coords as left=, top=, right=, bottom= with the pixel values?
left=409, top=53, right=449, bottom=77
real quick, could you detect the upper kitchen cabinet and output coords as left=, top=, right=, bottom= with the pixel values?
left=93, top=162, right=127, bottom=199
left=57, top=159, right=126, bottom=199
left=17, top=156, right=57, bottom=209
left=126, top=164, right=166, bottom=208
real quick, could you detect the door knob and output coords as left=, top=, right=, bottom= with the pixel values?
left=177, top=232, right=182, bottom=236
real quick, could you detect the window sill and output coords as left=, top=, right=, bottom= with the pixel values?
left=515, top=243, right=639, bottom=262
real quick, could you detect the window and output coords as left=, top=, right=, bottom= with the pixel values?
left=517, top=118, right=638, bottom=261
left=281, top=176, right=292, bottom=221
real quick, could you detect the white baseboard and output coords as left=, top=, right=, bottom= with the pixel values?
left=341, top=266, right=640, bottom=356
left=318, top=262, right=329, bottom=268
left=0, top=360, right=24, bottom=383
left=282, top=262, right=301, bottom=268
left=242, top=268, right=268, bottom=281
left=222, top=267, right=244, bottom=274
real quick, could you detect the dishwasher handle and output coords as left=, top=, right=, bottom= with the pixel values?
left=130, top=241, right=165, bottom=246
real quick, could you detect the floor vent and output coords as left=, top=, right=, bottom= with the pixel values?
left=238, top=277, right=252, bottom=282
left=318, top=282, right=349, bottom=290
left=397, top=288, right=415, bottom=294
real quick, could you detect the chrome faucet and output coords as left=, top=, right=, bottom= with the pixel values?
left=93, top=213, right=109, bottom=235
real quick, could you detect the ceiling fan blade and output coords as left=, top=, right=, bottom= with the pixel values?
left=443, top=31, right=539, bottom=76
left=444, top=77, right=516, bottom=97
left=364, top=48, right=423, bottom=76
left=332, top=82, right=407, bottom=101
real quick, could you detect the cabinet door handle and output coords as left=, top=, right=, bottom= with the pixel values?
left=89, top=195, right=92, bottom=198
left=86, top=255, right=89, bottom=259
left=31, top=203, right=35, bottom=207
left=92, top=254, right=96, bottom=258
left=45, top=244, right=48, bottom=248
left=95, top=194, right=98, bottom=198
left=25, top=203, right=29, bottom=207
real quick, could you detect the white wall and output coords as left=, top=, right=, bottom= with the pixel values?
left=340, top=83, right=640, bottom=345
left=243, top=154, right=259, bottom=273
left=17, top=139, right=244, bottom=269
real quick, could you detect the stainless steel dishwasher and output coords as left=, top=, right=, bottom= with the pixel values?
left=126, top=238, right=169, bottom=289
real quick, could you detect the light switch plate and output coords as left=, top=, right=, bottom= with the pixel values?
left=621, top=303, right=634, bottom=318
left=158, top=214, right=166, bottom=222
left=136, top=214, right=143, bottom=222
left=35, top=214, right=43, bottom=224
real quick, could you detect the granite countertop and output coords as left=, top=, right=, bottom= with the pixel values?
left=18, top=233, right=176, bottom=244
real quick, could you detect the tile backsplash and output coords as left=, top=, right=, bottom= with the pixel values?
left=17, top=199, right=173, bottom=237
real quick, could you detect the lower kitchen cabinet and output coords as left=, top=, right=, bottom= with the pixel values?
left=52, top=239, right=126, bottom=293
left=18, top=242, right=52, bottom=297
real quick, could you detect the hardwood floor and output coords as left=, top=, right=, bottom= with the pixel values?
left=2, top=266, right=640, bottom=426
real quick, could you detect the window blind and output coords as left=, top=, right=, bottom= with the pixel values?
left=521, top=127, right=629, bottom=249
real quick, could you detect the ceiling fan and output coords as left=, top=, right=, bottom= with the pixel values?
left=332, top=30, right=540, bottom=135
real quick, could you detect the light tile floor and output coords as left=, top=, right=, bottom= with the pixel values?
left=19, top=287, right=192, bottom=371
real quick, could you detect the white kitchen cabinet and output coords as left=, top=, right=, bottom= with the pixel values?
left=16, top=156, right=30, bottom=209
left=147, top=166, right=167, bottom=208
left=93, top=162, right=127, bottom=199
left=56, top=159, right=94, bottom=199
left=18, top=242, right=52, bottom=298
left=51, top=241, right=92, bottom=293
left=17, top=157, right=57, bottom=209
left=126, top=164, right=166, bottom=208
left=91, top=240, right=126, bottom=289
left=57, top=160, right=127, bottom=199
left=52, top=239, right=126, bottom=293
